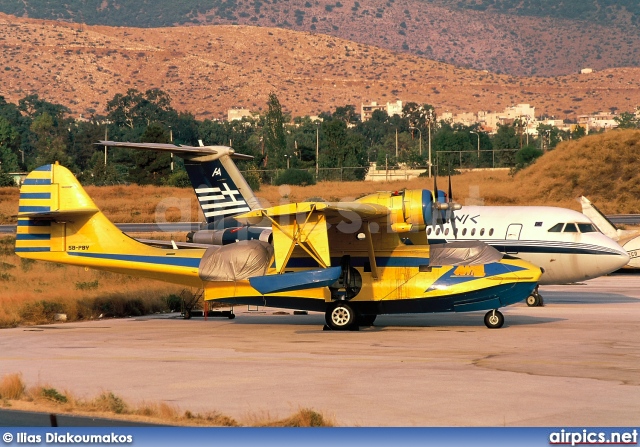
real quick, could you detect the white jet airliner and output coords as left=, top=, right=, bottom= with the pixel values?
left=425, top=204, right=629, bottom=305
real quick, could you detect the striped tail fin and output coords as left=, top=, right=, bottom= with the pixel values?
left=15, top=163, right=204, bottom=287
left=16, top=164, right=98, bottom=254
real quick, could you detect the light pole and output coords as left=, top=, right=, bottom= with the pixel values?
left=315, top=122, right=319, bottom=179
left=426, top=109, right=435, bottom=178
left=284, top=154, right=291, bottom=169
left=169, top=126, right=174, bottom=172
left=470, top=131, right=480, bottom=163
left=409, top=127, right=422, bottom=156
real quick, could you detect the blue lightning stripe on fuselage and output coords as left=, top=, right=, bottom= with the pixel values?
left=425, top=262, right=528, bottom=292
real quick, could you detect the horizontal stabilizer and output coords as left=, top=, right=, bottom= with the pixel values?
left=96, top=141, right=254, bottom=160
left=250, top=267, right=342, bottom=294
left=17, top=208, right=99, bottom=219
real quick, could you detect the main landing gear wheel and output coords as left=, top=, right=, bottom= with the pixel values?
left=484, top=309, right=504, bottom=329
left=325, top=302, right=356, bottom=330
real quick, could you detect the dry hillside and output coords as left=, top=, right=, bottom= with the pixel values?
left=3, top=1, right=640, bottom=76
left=0, top=13, right=639, bottom=121
left=514, top=129, right=640, bottom=214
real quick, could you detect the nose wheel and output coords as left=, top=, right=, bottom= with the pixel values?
left=484, top=309, right=504, bottom=329
left=526, top=287, right=544, bottom=307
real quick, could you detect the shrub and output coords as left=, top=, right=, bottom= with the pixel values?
left=274, top=169, right=315, bottom=186
left=0, top=374, right=25, bottom=400
left=41, top=387, right=68, bottom=403
left=94, top=392, right=128, bottom=414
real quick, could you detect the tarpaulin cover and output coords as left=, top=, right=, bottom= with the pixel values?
left=198, top=240, right=274, bottom=281
left=428, top=241, right=503, bottom=266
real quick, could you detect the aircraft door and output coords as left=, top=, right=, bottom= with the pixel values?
left=505, top=224, right=522, bottom=254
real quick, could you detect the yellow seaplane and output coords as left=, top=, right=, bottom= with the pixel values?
left=15, top=162, right=542, bottom=330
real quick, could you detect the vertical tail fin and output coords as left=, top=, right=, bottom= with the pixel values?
left=16, top=163, right=99, bottom=254
left=579, top=196, right=620, bottom=240
left=96, top=141, right=261, bottom=227
left=16, top=162, right=204, bottom=287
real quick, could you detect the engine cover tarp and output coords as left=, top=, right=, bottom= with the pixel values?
left=198, top=240, right=274, bottom=281
left=428, top=241, right=503, bottom=266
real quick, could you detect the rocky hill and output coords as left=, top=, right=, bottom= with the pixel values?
left=0, top=0, right=639, bottom=76
left=1, top=14, right=639, bottom=121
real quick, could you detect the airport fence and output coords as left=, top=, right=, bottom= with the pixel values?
left=243, top=149, right=520, bottom=184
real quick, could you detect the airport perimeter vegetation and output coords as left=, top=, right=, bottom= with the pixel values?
left=1, top=129, right=640, bottom=328
left=0, top=373, right=333, bottom=427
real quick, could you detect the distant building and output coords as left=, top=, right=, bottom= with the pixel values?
left=580, top=68, right=594, bottom=74
left=577, top=112, right=618, bottom=131
left=361, top=100, right=403, bottom=121
left=227, top=108, right=252, bottom=121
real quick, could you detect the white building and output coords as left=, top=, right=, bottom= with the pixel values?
left=361, top=101, right=403, bottom=121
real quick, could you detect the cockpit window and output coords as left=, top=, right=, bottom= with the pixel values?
left=577, top=223, right=597, bottom=233
left=563, top=223, right=578, bottom=232
left=548, top=223, right=564, bottom=232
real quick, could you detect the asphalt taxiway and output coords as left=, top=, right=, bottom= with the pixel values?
left=1, top=274, right=639, bottom=426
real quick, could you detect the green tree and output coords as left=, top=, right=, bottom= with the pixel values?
left=0, top=116, right=20, bottom=172
left=263, top=93, right=288, bottom=169
left=106, top=88, right=174, bottom=130
left=614, top=112, right=639, bottom=129
left=31, top=112, right=73, bottom=168
left=128, top=123, right=172, bottom=185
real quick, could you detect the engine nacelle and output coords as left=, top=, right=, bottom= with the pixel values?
left=187, top=227, right=272, bottom=246
left=402, top=189, right=433, bottom=229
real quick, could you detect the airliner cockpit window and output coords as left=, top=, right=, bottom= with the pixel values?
left=577, top=223, right=597, bottom=233
left=548, top=223, right=564, bottom=232
left=563, top=223, right=578, bottom=232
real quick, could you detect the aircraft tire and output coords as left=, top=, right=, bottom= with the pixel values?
left=357, top=314, right=377, bottom=326
left=526, top=294, right=540, bottom=307
left=484, top=309, right=504, bottom=329
left=325, top=302, right=356, bottom=330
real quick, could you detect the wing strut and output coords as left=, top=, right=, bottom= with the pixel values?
left=363, top=222, right=379, bottom=280
left=257, top=204, right=330, bottom=273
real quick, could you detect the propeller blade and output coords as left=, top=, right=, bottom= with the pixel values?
left=448, top=174, right=453, bottom=203
left=433, top=172, right=438, bottom=198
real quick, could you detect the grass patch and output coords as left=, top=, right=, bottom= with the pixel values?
left=0, top=374, right=25, bottom=400
left=0, top=374, right=333, bottom=427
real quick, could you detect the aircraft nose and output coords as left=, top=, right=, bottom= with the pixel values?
left=597, top=239, right=630, bottom=274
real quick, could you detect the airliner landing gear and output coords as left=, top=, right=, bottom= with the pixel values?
left=484, top=309, right=504, bottom=329
left=526, top=286, right=544, bottom=307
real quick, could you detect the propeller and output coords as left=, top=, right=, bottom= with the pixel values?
left=430, top=168, right=461, bottom=229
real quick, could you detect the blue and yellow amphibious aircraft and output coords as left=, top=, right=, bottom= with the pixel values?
left=15, top=162, right=542, bottom=330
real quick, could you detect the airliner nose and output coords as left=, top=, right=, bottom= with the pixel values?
left=597, top=239, right=630, bottom=275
